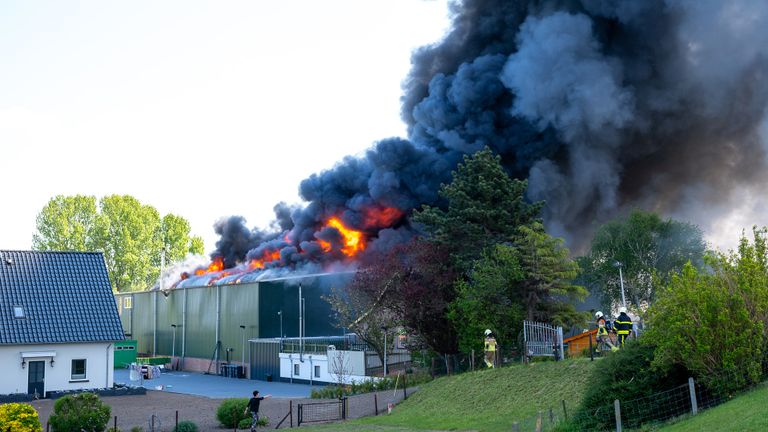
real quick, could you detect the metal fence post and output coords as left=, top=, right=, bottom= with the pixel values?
left=614, top=399, right=622, bottom=432
left=535, top=411, right=542, bottom=432
left=562, top=399, right=568, bottom=421
left=374, top=393, right=379, bottom=415
left=689, top=377, right=698, bottom=415
left=512, top=421, right=519, bottom=432
left=290, top=400, right=293, bottom=428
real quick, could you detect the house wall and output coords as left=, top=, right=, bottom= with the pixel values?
left=278, top=350, right=368, bottom=385
left=0, top=342, right=114, bottom=396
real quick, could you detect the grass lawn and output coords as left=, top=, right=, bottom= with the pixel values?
left=655, top=382, right=768, bottom=432
left=307, top=358, right=598, bottom=431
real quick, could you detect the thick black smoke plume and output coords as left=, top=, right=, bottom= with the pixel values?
left=210, top=0, right=768, bottom=270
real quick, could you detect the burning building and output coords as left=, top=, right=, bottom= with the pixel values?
left=184, top=0, right=768, bottom=282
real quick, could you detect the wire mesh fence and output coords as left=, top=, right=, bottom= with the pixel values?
left=507, top=367, right=768, bottom=431
left=297, top=398, right=347, bottom=426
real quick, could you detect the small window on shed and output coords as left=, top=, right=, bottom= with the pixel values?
left=13, top=306, right=25, bottom=319
left=314, top=365, right=320, bottom=378
left=293, top=363, right=300, bottom=376
left=123, top=297, right=132, bottom=309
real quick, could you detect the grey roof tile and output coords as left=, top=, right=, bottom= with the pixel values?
left=0, top=250, right=124, bottom=345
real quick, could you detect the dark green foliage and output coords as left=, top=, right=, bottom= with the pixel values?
left=414, top=147, right=542, bottom=270
left=310, top=372, right=433, bottom=399
left=570, top=342, right=689, bottom=431
left=49, top=392, right=111, bottom=432
left=238, top=416, right=268, bottom=429
left=215, top=398, right=249, bottom=428
left=172, top=420, right=199, bottom=432
left=449, top=244, right=526, bottom=353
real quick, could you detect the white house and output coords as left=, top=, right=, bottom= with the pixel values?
left=0, top=250, right=125, bottom=398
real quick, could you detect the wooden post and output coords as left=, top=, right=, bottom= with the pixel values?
left=562, top=399, right=568, bottom=421
left=689, top=377, right=698, bottom=415
left=114, top=416, right=117, bottom=431
left=374, top=393, right=379, bottom=415
left=403, top=374, right=407, bottom=400
left=175, top=410, right=179, bottom=430
left=290, top=400, right=293, bottom=428
left=614, top=399, right=622, bottom=432
left=471, top=349, right=475, bottom=371
left=589, top=334, right=594, bottom=361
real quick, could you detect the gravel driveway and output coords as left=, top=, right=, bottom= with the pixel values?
left=28, top=387, right=414, bottom=431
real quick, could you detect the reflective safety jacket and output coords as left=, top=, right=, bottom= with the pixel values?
left=596, top=317, right=609, bottom=336
left=614, top=312, right=633, bottom=335
left=484, top=336, right=497, bottom=352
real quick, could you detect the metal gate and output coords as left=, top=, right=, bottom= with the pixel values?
left=523, top=320, right=564, bottom=360
left=297, top=397, right=347, bottom=426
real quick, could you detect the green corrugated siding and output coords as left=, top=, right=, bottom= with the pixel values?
left=110, top=273, right=353, bottom=371
left=184, top=286, right=219, bottom=359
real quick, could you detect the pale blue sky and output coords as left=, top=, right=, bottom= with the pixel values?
left=0, top=1, right=450, bottom=253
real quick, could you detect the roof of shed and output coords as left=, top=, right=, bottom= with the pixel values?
left=0, top=250, right=124, bottom=345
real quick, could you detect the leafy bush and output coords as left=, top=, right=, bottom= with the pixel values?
left=0, top=402, right=42, bottom=432
left=310, top=371, right=433, bottom=398
left=215, top=398, right=249, bottom=428
left=49, top=392, right=111, bottom=432
left=568, top=341, right=689, bottom=431
left=646, top=239, right=768, bottom=394
left=130, top=427, right=143, bottom=432
left=172, top=420, right=199, bottom=432
left=237, top=416, right=269, bottom=429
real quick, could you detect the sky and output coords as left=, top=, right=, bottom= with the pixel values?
left=0, top=1, right=451, bottom=254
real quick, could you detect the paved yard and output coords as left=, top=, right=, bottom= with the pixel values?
left=27, top=369, right=414, bottom=430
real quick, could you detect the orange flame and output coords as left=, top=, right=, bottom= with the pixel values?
left=194, top=256, right=224, bottom=276
left=249, top=250, right=282, bottom=270
left=326, top=217, right=365, bottom=256
left=364, top=207, right=403, bottom=228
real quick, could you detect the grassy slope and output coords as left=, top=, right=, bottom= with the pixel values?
left=655, top=382, right=768, bottom=432
left=308, top=358, right=598, bottom=432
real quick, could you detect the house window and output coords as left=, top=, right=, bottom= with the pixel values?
left=13, top=306, right=25, bottom=319
left=314, top=365, right=320, bottom=378
left=293, top=363, right=300, bottom=376
left=71, top=359, right=87, bottom=380
left=123, top=297, right=132, bottom=309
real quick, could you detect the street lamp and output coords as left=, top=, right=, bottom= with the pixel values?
left=614, top=261, right=627, bottom=308
left=381, top=326, right=389, bottom=377
left=170, top=324, right=177, bottom=370
left=239, top=325, right=246, bottom=366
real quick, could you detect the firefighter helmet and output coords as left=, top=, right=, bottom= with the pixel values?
left=595, top=311, right=604, bottom=319
left=619, top=306, right=627, bottom=314
left=484, top=329, right=492, bottom=336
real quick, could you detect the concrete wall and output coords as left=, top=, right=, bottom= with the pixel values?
left=0, top=342, right=114, bottom=396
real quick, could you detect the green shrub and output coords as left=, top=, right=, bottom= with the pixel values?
left=49, top=392, right=111, bottom=432
left=0, top=402, right=42, bottom=432
left=130, top=427, right=143, bottom=432
left=647, top=255, right=768, bottom=394
left=215, top=398, right=249, bottom=428
left=569, top=341, right=688, bottom=431
left=237, top=416, right=269, bottom=429
left=310, top=371, right=433, bottom=399
left=172, top=420, right=199, bottom=432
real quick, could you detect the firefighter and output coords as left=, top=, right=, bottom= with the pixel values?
left=483, top=329, right=498, bottom=368
left=595, top=311, right=617, bottom=352
left=614, top=307, right=633, bottom=346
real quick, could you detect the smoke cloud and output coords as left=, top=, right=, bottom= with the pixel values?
left=202, top=0, right=768, bottom=277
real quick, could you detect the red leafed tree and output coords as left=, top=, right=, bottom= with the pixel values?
left=336, top=237, right=460, bottom=358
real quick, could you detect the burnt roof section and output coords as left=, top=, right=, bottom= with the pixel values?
left=0, top=250, right=124, bottom=345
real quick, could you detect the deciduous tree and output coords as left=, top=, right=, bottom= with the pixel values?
left=581, top=210, right=706, bottom=309
left=33, top=194, right=204, bottom=292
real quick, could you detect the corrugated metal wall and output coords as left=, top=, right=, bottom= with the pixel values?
left=250, top=340, right=281, bottom=382
left=113, top=272, right=354, bottom=375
